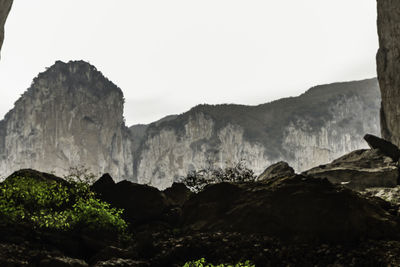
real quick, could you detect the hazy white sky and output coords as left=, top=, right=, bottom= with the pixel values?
left=0, top=0, right=378, bottom=126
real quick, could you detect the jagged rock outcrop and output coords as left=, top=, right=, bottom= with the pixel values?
left=134, top=79, right=381, bottom=189
left=364, top=133, right=400, bottom=161
left=364, top=186, right=400, bottom=208
left=92, top=175, right=169, bottom=226
left=0, top=0, right=12, bottom=59
left=0, top=60, right=133, bottom=180
left=255, top=161, right=295, bottom=182
left=302, top=149, right=398, bottom=190
left=377, top=0, right=400, bottom=146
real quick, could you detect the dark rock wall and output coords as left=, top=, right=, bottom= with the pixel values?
left=377, top=0, right=400, bottom=145
left=0, top=0, right=13, bottom=59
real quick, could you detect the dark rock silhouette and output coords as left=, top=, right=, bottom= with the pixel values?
left=92, top=177, right=169, bottom=226
left=0, top=169, right=400, bottom=265
left=364, top=134, right=400, bottom=161
left=163, top=183, right=192, bottom=207
left=182, top=175, right=400, bottom=243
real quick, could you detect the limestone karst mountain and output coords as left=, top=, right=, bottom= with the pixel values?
left=0, top=60, right=134, bottom=180
left=0, top=60, right=381, bottom=188
left=134, top=78, right=381, bottom=188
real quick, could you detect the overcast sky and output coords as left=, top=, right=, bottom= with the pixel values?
left=0, top=0, right=378, bottom=126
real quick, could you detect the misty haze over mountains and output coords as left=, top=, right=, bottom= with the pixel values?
left=0, top=60, right=380, bottom=189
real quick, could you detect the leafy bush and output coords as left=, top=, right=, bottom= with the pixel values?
left=0, top=171, right=128, bottom=238
left=183, top=258, right=254, bottom=267
left=180, top=160, right=256, bottom=192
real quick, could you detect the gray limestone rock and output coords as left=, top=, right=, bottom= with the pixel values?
left=0, top=59, right=383, bottom=189
left=134, top=79, right=381, bottom=189
left=256, top=161, right=295, bottom=182
left=302, top=149, right=398, bottom=191
left=0, top=60, right=133, bottom=181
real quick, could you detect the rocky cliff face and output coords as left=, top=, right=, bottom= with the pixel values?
left=0, top=60, right=381, bottom=188
left=0, top=60, right=133, bottom=180
left=377, top=0, right=400, bottom=146
left=0, top=0, right=13, bottom=59
left=134, top=79, right=381, bottom=189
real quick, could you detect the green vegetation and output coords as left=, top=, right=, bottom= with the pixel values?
left=183, top=258, right=254, bottom=267
left=0, top=170, right=128, bottom=238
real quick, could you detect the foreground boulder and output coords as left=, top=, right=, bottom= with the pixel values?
left=92, top=175, right=169, bottom=226
left=182, top=175, right=400, bottom=242
left=364, top=186, right=400, bottom=207
left=364, top=134, right=400, bottom=161
left=163, top=183, right=192, bottom=207
left=256, top=161, right=295, bottom=182
left=302, top=149, right=398, bottom=190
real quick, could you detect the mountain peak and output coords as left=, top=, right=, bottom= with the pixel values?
left=28, top=60, right=123, bottom=100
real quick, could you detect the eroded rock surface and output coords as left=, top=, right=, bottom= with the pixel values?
left=135, top=79, right=381, bottom=189
left=0, top=60, right=382, bottom=189
left=377, top=0, right=400, bottom=146
left=0, top=60, right=133, bottom=181
left=302, top=149, right=398, bottom=190
left=256, top=161, right=295, bottom=182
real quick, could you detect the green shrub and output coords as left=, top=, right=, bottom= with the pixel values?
left=180, top=160, right=256, bottom=192
left=0, top=173, right=128, bottom=238
left=183, top=258, right=255, bottom=267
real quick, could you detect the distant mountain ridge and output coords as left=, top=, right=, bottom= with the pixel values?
left=133, top=78, right=380, bottom=188
left=0, top=60, right=381, bottom=188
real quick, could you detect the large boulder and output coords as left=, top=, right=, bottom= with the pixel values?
left=363, top=186, right=400, bottom=207
left=0, top=0, right=12, bottom=59
left=302, top=149, right=398, bottom=191
left=163, top=183, right=192, bottom=207
left=92, top=175, right=169, bottom=226
left=364, top=134, right=400, bottom=161
left=256, top=161, right=295, bottom=182
left=5, top=168, right=68, bottom=185
left=182, top=175, right=400, bottom=242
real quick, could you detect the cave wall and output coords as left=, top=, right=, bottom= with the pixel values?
left=377, top=0, right=400, bottom=146
left=0, top=0, right=13, bottom=59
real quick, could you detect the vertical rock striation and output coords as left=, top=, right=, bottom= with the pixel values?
left=134, top=79, right=381, bottom=189
left=0, top=0, right=13, bottom=59
left=377, top=0, right=400, bottom=146
left=0, top=60, right=133, bottom=180
left=0, top=59, right=381, bottom=189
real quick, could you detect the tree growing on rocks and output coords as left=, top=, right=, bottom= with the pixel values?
left=180, top=160, right=256, bottom=192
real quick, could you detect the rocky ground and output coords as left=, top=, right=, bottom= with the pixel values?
left=2, top=228, right=400, bottom=266
left=0, top=136, right=398, bottom=266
